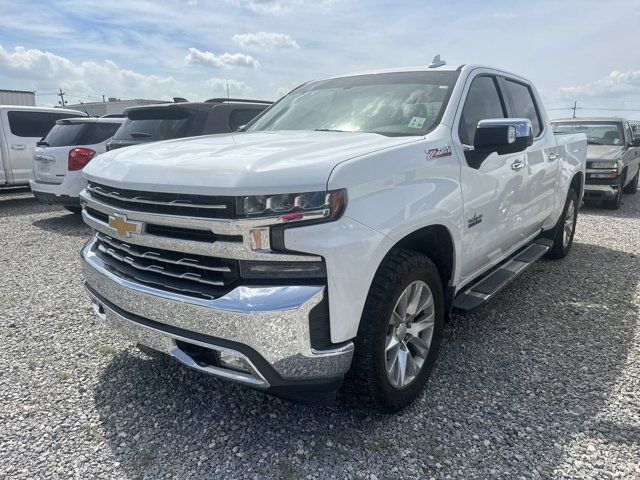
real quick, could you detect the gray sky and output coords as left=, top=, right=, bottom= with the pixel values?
left=1, top=0, right=639, bottom=119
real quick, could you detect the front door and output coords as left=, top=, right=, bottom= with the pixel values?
left=454, top=73, right=530, bottom=282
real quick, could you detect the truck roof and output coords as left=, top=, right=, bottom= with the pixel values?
left=318, top=64, right=528, bottom=83
left=551, top=117, right=627, bottom=123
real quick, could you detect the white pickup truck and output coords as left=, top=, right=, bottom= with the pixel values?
left=80, top=62, right=587, bottom=412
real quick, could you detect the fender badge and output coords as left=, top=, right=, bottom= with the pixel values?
left=467, top=213, right=483, bottom=228
left=426, top=145, right=452, bottom=160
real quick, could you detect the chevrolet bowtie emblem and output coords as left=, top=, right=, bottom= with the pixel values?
left=108, top=213, right=142, bottom=237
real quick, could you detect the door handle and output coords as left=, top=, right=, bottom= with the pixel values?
left=10, top=144, right=26, bottom=151
left=511, top=160, right=526, bottom=171
left=548, top=153, right=560, bottom=161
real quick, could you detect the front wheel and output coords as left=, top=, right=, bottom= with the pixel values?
left=603, top=174, right=625, bottom=209
left=547, top=188, right=578, bottom=259
left=346, top=250, right=444, bottom=413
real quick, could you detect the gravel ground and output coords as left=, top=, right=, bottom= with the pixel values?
left=1, top=187, right=639, bottom=480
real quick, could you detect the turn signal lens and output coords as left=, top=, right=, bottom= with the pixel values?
left=68, top=148, right=96, bottom=171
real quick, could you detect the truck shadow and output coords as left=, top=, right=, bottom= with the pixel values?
left=32, top=213, right=91, bottom=237
left=93, top=242, right=638, bottom=478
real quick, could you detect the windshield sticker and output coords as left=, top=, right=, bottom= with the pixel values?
left=426, top=145, right=452, bottom=160
left=408, top=117, right=426, bottom=129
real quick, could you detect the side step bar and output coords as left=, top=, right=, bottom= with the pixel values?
left=452, top=238, right=553, bottom=312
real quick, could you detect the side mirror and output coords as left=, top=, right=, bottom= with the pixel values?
left=630, top=138, right=640, bottom=147
left=474, top=118, right=534, bottom=155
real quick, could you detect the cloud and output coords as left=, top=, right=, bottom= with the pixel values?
left=232, top=32, right=299, bottom=51
left=0, top=44, right=178, bottom=101
left=184, top=47, right=259, bottom=69
left=225, top=0, right=332, bottom=15
left=558, top=70, right=640, bottom=101
left=205, top=78, right=253, bottom=96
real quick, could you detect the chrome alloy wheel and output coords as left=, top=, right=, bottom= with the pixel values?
left=563, top=198, right=576, bottom=248
left=385, top=280, right=435, bottom=389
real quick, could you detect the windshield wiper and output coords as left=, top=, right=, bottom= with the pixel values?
left=587, top=140, right=604, bottom=145
left=314, top=128, right=347, bottom=133
left=36, top=141, right=49, bottom=147
left=129, top=132, right=152, bottom=139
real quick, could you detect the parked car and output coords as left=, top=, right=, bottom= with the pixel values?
left=105, top=98, right=272, bottom=151
left=0, top=106, right=86, bottom=187
left=552, top=117, right=640, bottom=209
left=29, top=117, right=125, bottom=212
left=79, top=62, right=587, bottom=411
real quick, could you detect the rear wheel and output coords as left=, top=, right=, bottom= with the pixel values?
left=346, top=250, right=444, bottom=413
left=623, top=169, right=638, bottom=194
left=547, top=188, right=578, bottom=259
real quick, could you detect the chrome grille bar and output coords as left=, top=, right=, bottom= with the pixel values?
left=86, top=184, right=228, bottom=210
left=96, top=241, right=227, bottom=288
left=96, top=233, right=232, bottom=273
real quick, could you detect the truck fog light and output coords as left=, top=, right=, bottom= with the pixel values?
left=218, top=351, right=251, bottom=373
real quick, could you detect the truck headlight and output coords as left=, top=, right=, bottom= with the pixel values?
left=239, top=189, right=347, bottom=223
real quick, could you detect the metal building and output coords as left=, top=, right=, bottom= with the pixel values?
left=63, top=98, right=168, bottom=116
left=0, top=89, right=36, bottom=106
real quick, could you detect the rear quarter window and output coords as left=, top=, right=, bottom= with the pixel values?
left=8, top=111, right=76, bottom=138
left=503, top=80, right=542, bottom=137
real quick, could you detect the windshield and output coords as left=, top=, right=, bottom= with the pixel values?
left=41, top=122, right=121, bottom=147
left=248, top=71, right=459, bottom=137
left=114, top=108, right=203, bottom=141
left=552, top=122, right=624, bottom=146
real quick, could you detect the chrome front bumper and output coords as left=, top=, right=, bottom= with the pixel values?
left=584, top=184, right=619, bottom=199
left=82, top=237, right=354, bottom=389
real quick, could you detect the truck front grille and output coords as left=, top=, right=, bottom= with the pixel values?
left=86, top=182, right=238, bottom=218
left=94, top=233, right=239, bottom=299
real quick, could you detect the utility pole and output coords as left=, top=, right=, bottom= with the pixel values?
left=57, top=88, right=67, bottom=106
left=572, top=101, right=578, bottom=118
left=102, top=95, right=106, bottom=102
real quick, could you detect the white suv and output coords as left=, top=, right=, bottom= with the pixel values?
left=30, top=117, right=124, bottom=212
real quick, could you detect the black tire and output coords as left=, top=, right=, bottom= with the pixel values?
left=623, top=169, right=638, bottom=194
left=345, top=249, right=444, bottom=413
left=603, top=173, right=625, bottom=210
left=63, top=206, right=82, bottom=214
left=547, top=188, right=579, bottom=259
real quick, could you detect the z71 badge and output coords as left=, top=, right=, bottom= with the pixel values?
left=467, top=213, right=483, bottom=228
left=426, top=145, right=452, bottom=160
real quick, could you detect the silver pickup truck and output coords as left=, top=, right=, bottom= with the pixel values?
left=552, top=117, right=640, bottom=209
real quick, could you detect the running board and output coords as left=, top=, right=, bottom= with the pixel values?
left=452, top=238, right=553, bottom=312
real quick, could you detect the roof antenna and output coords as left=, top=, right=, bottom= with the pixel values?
left=429, top=55, right=446, bottom=68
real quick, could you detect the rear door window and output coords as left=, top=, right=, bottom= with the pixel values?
left=228, top=108, right=265, bottom=131
left=8, top=111, right=79, bottom=138
left=503, top=80, right=542, bottom=137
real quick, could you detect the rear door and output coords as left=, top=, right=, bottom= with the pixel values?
left=500, top=78, right=559, bottom=234
left=1, top=110, right=78, bottom=183
left=455, top=73, right=530, bottom=281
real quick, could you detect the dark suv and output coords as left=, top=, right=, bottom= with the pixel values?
left=106, top=98, right=272, bottom=151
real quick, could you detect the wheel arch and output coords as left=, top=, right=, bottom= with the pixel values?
left=380, top=224, right=457, bottom=311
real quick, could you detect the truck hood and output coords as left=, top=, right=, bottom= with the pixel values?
left=83, top=131, right=418, bottom=195
left=587, top=144, right=625, bottom=161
